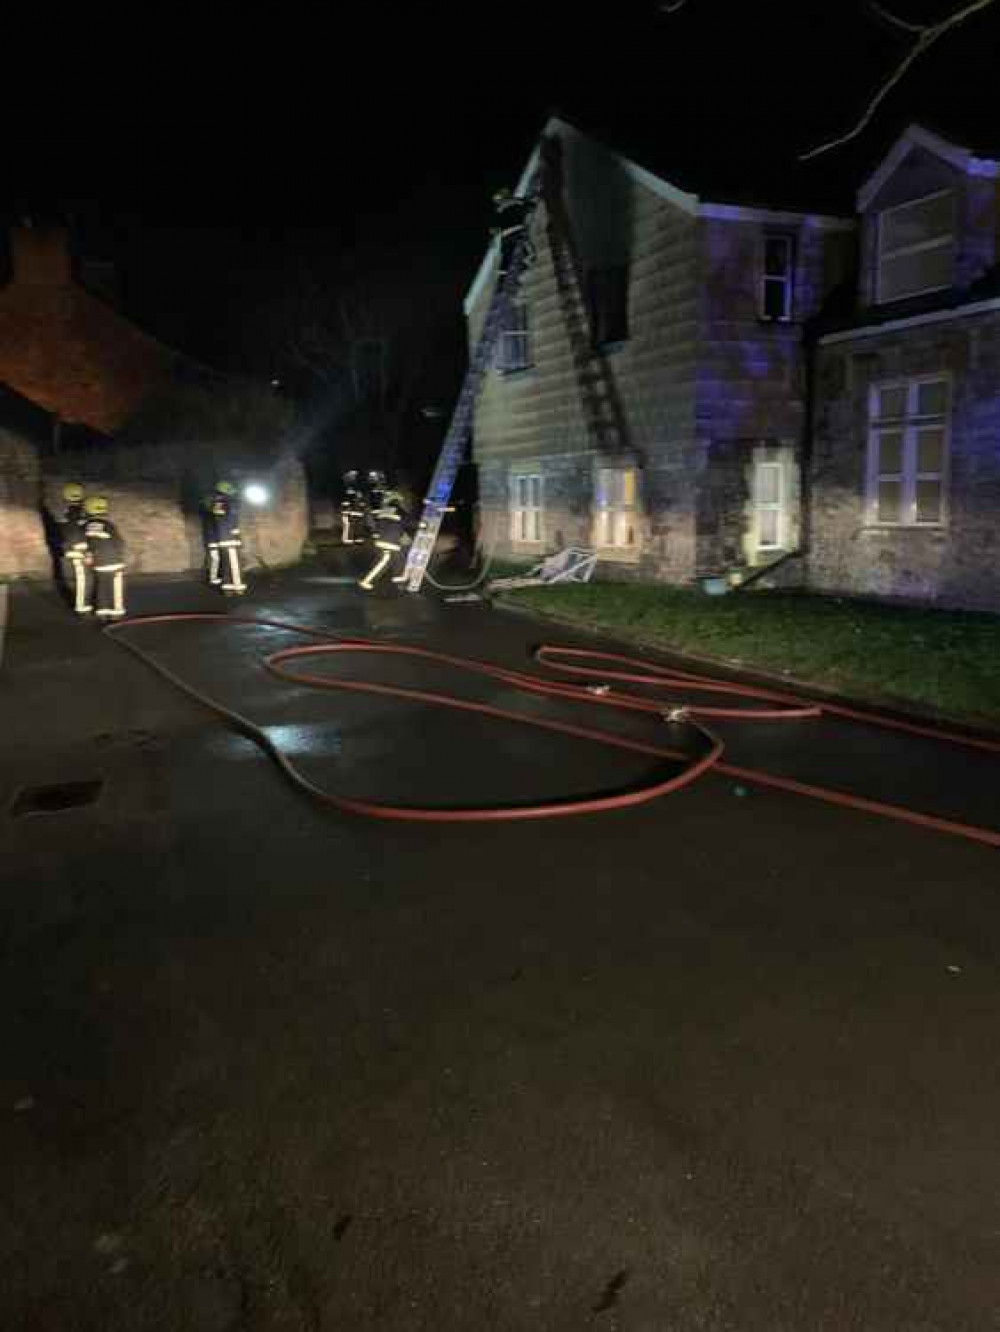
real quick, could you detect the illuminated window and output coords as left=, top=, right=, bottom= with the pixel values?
left=877, top=191, right=954, bottom=303
left=867, top=378, right=949, bottom=526
left=585, top=265, right=630, bottom=346
left=754, top=461, right=784, bottom=550
left=498, top=302, right=531, bottom=373
left=510, top=472, right=543, bottom=543
left=594, top=466, right=639, bottom=550
left=760, top=234, right=795, bottom=321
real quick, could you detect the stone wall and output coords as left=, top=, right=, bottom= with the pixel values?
left=809, top=310, right=1000, bottom=610
left=1, top=432, right=308, bottom=579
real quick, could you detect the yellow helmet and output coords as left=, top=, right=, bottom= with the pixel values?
left=215, top=480, right=237, bottom=495
left=63, top=482, right=85, bottom=503
left=84, top=495, right=109, bottom=517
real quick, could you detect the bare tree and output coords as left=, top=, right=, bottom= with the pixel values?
left=799, top=0, right=999, bottom=159
left=656, top=0, right=999, bottom=159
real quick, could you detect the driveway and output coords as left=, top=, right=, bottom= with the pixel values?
left=1, top=564, right=998, bottom=1331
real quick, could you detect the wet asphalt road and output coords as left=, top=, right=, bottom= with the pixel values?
left=2, top=562, right=999, bottom=1331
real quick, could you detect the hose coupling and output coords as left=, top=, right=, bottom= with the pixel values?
left=664, top=706, right=690, bottom=724
left=587, top=684, right=611, bottom=696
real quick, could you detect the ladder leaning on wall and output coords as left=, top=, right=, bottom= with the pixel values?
left=403, top=135, right=628, bottom=592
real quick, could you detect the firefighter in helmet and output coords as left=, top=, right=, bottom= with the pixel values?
left=358, top=485, right=415, bottom=592
left=340, top=470, right=367, bottom=545
left=204, top=480, right=247, bottom=595
left=60, top=482, right=90, bottom=614
left=492, top=186, right=535, bottom=277
left=79, top=495, right=127, bottom=619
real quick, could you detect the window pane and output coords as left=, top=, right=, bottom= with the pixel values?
left=596, top=470, right=610, bottom=508
left=880, top=243, right=953, bottom=301
left=759, top=509, right=779, bottom=547
left=529, top=476, right=541, bottom=507
left=882, top=193, right=953, bottom=252
left=916, top=479, right=942, bottom=523
left=598, top=511, right=613, bottom=544
left=876, top=429, right=904, bottom=475
left=517, top=477, right=528, bottom=507
left=621, top=469, right=637, bottom=506
left=615, top=513, right=636, bottom=547
left=764, top=237, right=791, bottom=276
left=877, top=386, right=906, bottom=420
left=763, top=278, right=787, bottom=319
left=917, top=427, right=945, bottom=472
left=877, top=479, right=902, bottom=523
left=756, top=463, right=781, bottom=504
left=917, top=380, right=948, bottom=416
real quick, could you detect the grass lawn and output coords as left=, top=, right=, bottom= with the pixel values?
left=501, top=584, right=1000, bottom=726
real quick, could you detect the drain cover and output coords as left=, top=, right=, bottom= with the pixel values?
left=10, top=779, right=104, bottom=818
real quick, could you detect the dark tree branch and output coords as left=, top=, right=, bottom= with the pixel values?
left=800, top=0, right=999, bottom=159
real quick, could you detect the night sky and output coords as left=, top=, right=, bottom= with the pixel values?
left=7, top=0, right=1000, bottom=378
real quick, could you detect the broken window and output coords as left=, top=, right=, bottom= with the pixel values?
left=586, top=265, right=630, bottom=347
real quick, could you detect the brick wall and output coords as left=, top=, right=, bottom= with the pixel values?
left=809, top=311, right=1000, bottom=610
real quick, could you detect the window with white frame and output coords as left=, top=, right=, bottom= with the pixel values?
left=760, top=234, right=795, bottom=321
left=754, top=460, right=785, bottom=549
left=867, top=378, right=949, bottom=526
left=594, top=466, right=639, bottom=550
left=877, top=190, right=955, bottom=303
left=498, top=302, right=531, bottom=373
left=510, top=472, right=543, bottom=543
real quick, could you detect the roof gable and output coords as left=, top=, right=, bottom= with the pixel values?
left=858, top=123, right=1000, bottom=212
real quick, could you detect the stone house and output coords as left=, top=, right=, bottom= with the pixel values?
left=0, top=221, right=307, bottom=579
left=466, top=118, right=1000, bottom=611
left=810, top=125, right=1000, bottom=610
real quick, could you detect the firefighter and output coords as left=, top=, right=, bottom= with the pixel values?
left=60, top=482, right=90, bottom=614
left=205, top=480, right=247, bottom=595
left=358, top=487, right=415, bottom=592
left=79, top=495, right=127, bottom=620
left=492, top=187, right=535, bottom=277
left=340, top=470, right=367, bottom=545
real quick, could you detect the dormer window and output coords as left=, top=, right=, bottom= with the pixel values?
left=877, top=189, right=954, bottom=303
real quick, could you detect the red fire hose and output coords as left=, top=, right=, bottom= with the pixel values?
left=105, top=613, right=1000, bottom=847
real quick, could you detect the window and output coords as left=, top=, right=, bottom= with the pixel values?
left=594, top=466, right=639, bottom=550
left=510, top=473, right=543, bottom=543
left=760, top=234, right=795, bottom=321
left=877, top=190, right=954, bottom=303
left=586, top=265, right=630, bottom=347
left=498, top=302, right=531, bottom=373
left=754, top=461, right=784, bottom=549
left=867, top=377, right=949, bottom=526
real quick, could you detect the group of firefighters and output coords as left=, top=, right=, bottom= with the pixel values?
left=54, top=469, right=421, bottom=618
left=341, top=469, right=420, bottom=592
left=50, top=188, right=528, bottom=619
left=56, top=479, right=248, bottom=620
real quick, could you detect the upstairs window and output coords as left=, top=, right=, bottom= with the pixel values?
left=594, top=466, right=639, bottom=550
left=760, top=234, right=795, bottom=321
left=877, top=190, right=954, bottom=303
left=498, top=302, right=531, bottom=373
left=586, top=265, right=630, bottom=347
left=867, top=377, right=949, bottom=526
